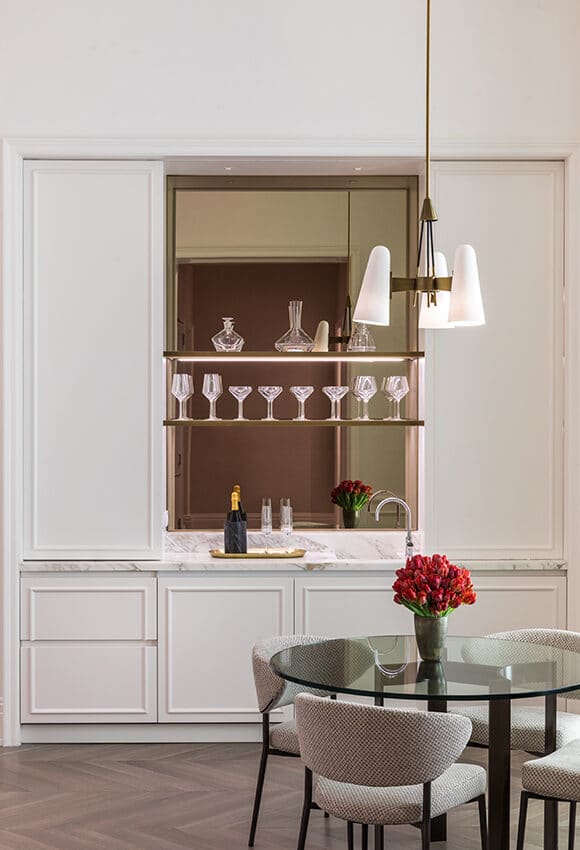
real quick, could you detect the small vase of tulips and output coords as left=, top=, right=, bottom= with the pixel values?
left=331, top=480, right=373, bottom=528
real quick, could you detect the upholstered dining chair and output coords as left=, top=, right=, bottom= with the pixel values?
left=516, top=739, right=580, bottom=850
left=248, top=635, right=333, bottom=846
left=455, top=629, right=580, bottom=754
left=295, top=693, right=487, bottom=850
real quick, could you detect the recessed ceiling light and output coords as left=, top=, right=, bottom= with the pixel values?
left=224, top=166, right=233, bottom=172
left=354, top=167, right=363, bottom=172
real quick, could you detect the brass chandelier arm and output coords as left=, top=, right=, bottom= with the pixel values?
left=392, top=276, right=453, bottom=294
left=425, top=0, right=431, bottom=199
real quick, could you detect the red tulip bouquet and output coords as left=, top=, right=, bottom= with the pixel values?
left=331, top=479, right=373, bottom=511
left=393, top=554, right=476, bottom=619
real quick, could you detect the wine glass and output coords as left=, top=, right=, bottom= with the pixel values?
left=322, top=386, right=349, bottom=420
left=171, top=374, right=194, bottom=420
left=386, top=375, right=410, bottom=420
left=280, top=497, right=293, bottom=551
left=229, top=385, right=252, bottom=420
left=381, top=377, right=395, bottom=420
left=202, top=373, right=223, bottom=420
left=258, top=386, right=283, bottom=421
left=261, top=497, right=272, bottom=553
left=290, top=386, right=314, bottom=421
left=353, top=375, right=377, bottom=420
left=349, top=376, right=362, bottom=419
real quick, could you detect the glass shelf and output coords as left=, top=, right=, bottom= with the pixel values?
left=164, top=351, right=424, bottom=364
left=164, top=419, right=424, bottom=427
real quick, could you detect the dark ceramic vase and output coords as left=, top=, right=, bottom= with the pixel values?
left=342, top=509, right=360, bottom=529
left=414, top=614, right=448, bottom=662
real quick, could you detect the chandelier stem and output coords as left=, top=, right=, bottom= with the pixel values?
left=425, top=0, right=431, bottom=199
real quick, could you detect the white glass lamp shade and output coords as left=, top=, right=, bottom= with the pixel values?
left=418, top=251, right=455, bottom=329
left=352, top=245, right=391, bottom=326
left=448, top=244, right=486, bottom=326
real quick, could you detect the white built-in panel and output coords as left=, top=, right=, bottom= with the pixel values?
left=158, top=576, right=293, bottom=723
left=426, top=162, right=564, bottom=559
left=23, top=161, right=164, bottom=559
left=21, top=576, right=156, bottom=641
left=21, top=644, right=156, bottom=723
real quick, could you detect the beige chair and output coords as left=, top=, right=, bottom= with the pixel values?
left=455, top=629, right=580, bottom=754
left=295, top=693, right=487, bottom=850
left=516, top=739, right=580, bottom=850
left=248, top=635, right=333, bottom=846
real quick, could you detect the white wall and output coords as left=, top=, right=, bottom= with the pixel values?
left=0, top=0, right=577, bottom=142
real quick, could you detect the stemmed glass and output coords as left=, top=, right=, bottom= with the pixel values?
left=349, top=377, right=362, bottom=419
left=202, top=373, right=223, bottom=420
left=229, top=385, right=252, bottom=420
left=381, top=377, right=395, bottom=420
left=171, top=374, right=194, bottom=420
left=280, top=497, right=293, bottom=551
left=261, top=497, right=272, bottom=553
left=259, top=386, right=283, bottom=421
left=322, top=386, right=349, bottom=421
left=386, top=376, right=410, bottom=420
left=290, top=386, right=314, bottom=421
left=353, top=376, right=378, bottom=420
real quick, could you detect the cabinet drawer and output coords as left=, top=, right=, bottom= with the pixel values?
left=21, top=643, right=157, bottom=723
left=21, top=576, right=156, bottom=640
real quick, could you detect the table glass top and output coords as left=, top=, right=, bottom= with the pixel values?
left=270, top=635, right=580, bottom=702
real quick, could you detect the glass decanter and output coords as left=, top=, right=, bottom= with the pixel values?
left=211, top=317, right=244, bottom=352
left=274, top=301, right=314, bottom=352
left=347, top=322, right=376, bottom=352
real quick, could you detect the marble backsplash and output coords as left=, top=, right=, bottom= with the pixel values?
left=164, top=530, right=423, bottom=561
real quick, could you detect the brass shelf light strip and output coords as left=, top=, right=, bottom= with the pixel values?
left=164, top=419, right=425, bottom=428
left=164, top=351, right=424, bottom=363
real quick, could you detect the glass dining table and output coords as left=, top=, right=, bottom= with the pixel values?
left=270, top=634, right=580, bottom=850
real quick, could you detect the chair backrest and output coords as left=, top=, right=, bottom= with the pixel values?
left=295, top=693, right=472, bottom=787
left=252, top=635, right=330, bottom=713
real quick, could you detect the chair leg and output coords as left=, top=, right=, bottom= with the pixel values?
left=361, top=823, right=369, bottom=850
left=297, top=768, right=313, bottom=850
left=477, top=795, right=488, bottom=850
left=516, top=791, right=529, bottom=850
left=248, top=715, right=270, bottom=847
left=374, top=824, right=384, bottom=850
left=347, top=821, right=354, bottom=850
left=422, top=782, right=432, bottom=850
left=569, top=801, right=577, bottom=850
left=324, top=811, right=329, bottom=818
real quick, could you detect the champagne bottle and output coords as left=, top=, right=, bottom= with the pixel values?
left=224, top=490, right=247, bottom=554
left=234, top=484, right=247, bottom=522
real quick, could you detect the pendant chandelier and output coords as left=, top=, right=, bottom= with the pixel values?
left=352, top=0, right=485, bottom=332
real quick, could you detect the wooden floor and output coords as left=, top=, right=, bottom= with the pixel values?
left=0, top=743, right=572, bottom=849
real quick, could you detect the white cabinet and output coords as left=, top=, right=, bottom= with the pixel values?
left=158, top=576, right=293, bottom=723
left=22, top=161, right=164, bottom=560
left=21, top=576, right=157, bottom=723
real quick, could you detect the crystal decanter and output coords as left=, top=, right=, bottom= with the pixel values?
left=274, top=301, right=314, bottom=352
left=211, top=317, right=244, bottom=352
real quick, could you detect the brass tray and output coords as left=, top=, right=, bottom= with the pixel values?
left=209, top=548, right=306, bottom=560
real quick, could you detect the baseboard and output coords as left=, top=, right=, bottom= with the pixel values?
left=21, top=722, right=263, bottom=744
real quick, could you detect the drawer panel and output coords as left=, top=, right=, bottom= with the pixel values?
left=21, top=576, right=156, bottom=640
left=21, top=643, right=157, bottom=723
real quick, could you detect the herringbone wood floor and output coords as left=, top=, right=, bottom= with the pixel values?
left=0, top=743, right=572, bottom=849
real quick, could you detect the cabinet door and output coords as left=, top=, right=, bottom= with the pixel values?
left=158, top=576, right=293, bottom=722
left=23, top=161, right=163, bottom=559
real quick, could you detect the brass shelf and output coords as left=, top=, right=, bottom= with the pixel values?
left=164, top=351, right=424, bottom=363
left=164, top=419, right=424, bottom=428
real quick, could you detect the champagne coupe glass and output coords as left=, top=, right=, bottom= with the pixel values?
left=229, top=385, right=252, bottom=420
left=322, top=386, right=349, bottom=420
left=381, top=376, right=395, bottom=420
left=202, top=373, right=223, bottom=420
left=349, top=376, right=362, bottom=419
left=171, top=374, right=194, bottom=420
left=386, top=375, right=410, bottom=420
left=280, top=497, right=293, bottom=551
left=261, top=497, right=272, bottom=553
left=258, top=386, right=283, bottom=421
left=353, top=375, right=378, bottom=421
left=290, top=386, right=314, bottom=421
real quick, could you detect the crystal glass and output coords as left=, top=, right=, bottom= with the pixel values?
left=386, top=375, right=410, bottom=420
left=211, top=317, right=244, bottom=352
left=202, top=373, right=223, bottom=420
left=347, top=322, right=377, bottom=352
left=171, top=374, right=194, bottom=420
left=381, top=376, right=395, bottom=420
left=228, top=385, right=252, bottom=420
left=290, top=386, right=314, bottom=421
left=353, top=375, right=377, bottom=420
left=274, top=301, right=314, bottom=352
left=322, top=386, right=349, bottom=420
left=280, top=497, right=293, bottom=551
left=258, top=385, right=283, bottom=420
left=261, top=497, right=272, bottom=553
left=349, top=376, right=362, bottom=419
